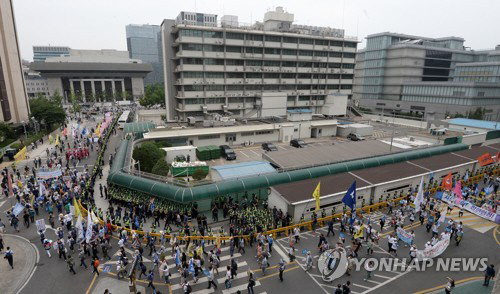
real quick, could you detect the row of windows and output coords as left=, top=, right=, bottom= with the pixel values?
left=198, top=134, right=220, bottom=140
left=178, top=29, right=357, bottom=47
left=182, top=71, right=353, bottom=79
left=180, top=44, right=355, bottom=58
left=181, top=84, right=352, bottom=91
left=181, top=58, right=355, bottom=68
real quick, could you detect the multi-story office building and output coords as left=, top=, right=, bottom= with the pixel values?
left=353, top=32, right=500, bottom=121
left=126, top=24, right=163, bottom=86
left=31, top=49, right=152, bottom=103
left=176, top=11, right=217, bottom=27
left=23, top=66, right=50, bottom=98
left=33, top=46, right=70, bottom=62
left=161, top=7, right=358, bottom=121
left=0, top=0, right=30, bottom=123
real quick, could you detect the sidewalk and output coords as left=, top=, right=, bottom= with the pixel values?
left=0, top=234, right=39, bottom=294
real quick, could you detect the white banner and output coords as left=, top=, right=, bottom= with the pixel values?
left=442, top=194, right=500, bottom=224
left=36, top=219, right=46, bottom=233
left=416, top=236, right=450, bottom=261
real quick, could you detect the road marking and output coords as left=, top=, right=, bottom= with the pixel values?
left=374, top=274, right=392, bottom=279
left=406, top=161, right=431, bottom=171
left=239, top=151, right=250, bottom=158
left=364, top=279, right=381, bottom=284
left=413, top=276, right=484, bottom=294
left=278, top=146, right=287, bottom=150
left=352, top=283, right=371, bottom=290
left=188, top=289, right=215, bottom=294
left=348, top=172, right=373, bottom=185
left=256, top=265, right=300, bottom=281
left=222, top=281, right=261, bottom=294
left=86, top=273, right=98, bottom=294
left=249, top=150, right=259, bottom=156
left=273, top=243, right=290, bottom=261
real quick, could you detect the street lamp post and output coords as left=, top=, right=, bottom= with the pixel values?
left=389, top=111, right=396, bottom=152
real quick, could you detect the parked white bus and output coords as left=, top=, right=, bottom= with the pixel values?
left=118, top=111, right=131, bottom=129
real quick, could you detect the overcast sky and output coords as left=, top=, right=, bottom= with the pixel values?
left=14, top=0, right=499, bottom=61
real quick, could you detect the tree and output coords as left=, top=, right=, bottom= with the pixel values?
left=151, top=157, right=169, bottom=176
left=69, top=92, right=81, bottom=115
left=51, top=89, right=63, bottom=106
left=132, top=142, right=165, bottom=173
left=29, top=96, right=66, bottom=130
left=192, top=167, right=208, bottom=180
left=0, top=122, right=14, bottom=141
left=139, top=84, right=165, bottom=107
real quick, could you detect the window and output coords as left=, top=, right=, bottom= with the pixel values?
left=315, top=39, right=328, bottom=46
left=245, top=85, right=261, bottom=90
left=264, top=60, right=280, bottom=66
left=329, top=52, right=342, bottom=58
left=246, top=47, right=263, bottom=54
left=298, top=62, right=312, bottom=68
left=299, top=38, right=314, bottom=44
left=344, top=42, right=357, bottom=48
left=341, top=84, right=352, bottom=89
left=299, top=50, right=313, bottom=56
left=314, top=51, right=328, bottom=57
left=204, top=59, right=224, bottom=65
left=183, top=58, right=203, bottom=64
left=255, top=130, right=272, bottom=135
left=203, top=45, right=223, bottom=52
left=299, top=96, right=310, bottom=101
left=246, top=60, right=263, bottom=66
left=207, top=98, right=225, bottom=103
left=205, top=85, right=224, bottom=91
left=282, top=49, right=297, bottom=55
left=227, top=72, right=244, bottom=78
left=282, top=73, right=295, bottom=79
left=227, top=85, right=244, bottom=91
left=282, top=61, right=296, bottom=67
left=182, top=44, right=203, bottom=51
left=226, top=32, right=245, bottom=40
left=343, top=52, right=356, bottom=58
left=264, top=73, right=280, bottom=79
left=184, top=98, right=204, bottom=104
left=247, top=34, right=263, bottom=41
left=206, top=72, right=224, bottom=78
left=199, top=134, right=220, bottom=140
left=226, top=59, right=244, bottom=65
left=241, top=131, right=254, bottom=136
left=203, top=31, right=223, bottom=38
left=184, top=72, right=204, bottom=78
left=330, top=41, right=342, bottom=47
left=342, top=63, right=355, bottom=69
left=283, top=37, right=298, bottom=43
left=264, top=48, right=280, bottom=55
left=184, top=85, right=203, bottom=91
left=229, top=97, right=244, bottom=103
left=179, top=29, right=203, bottom=37
left=246, top=73, right=262, bottom=78
left=226, top=46, right=242, bottom=53
left=265, top=35, right=281, bottom=42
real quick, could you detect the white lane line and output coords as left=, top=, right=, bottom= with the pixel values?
left=374, top=274, right=392, bottom=279
left=352, top=283, right=371, bottom=290
left=364, top=279, right=381, bottom=284
left=360, top=269, right=411, bottom=294
left=273, top=243, right=290, bottom=262
left=221, top=281, right=261, bottom=294
left=278, top=146, right=287, bottom=150
left=348, top=172, right=373, bottom=185
left=406, top=161, right=431, bottom=171
left=239, top=151, right=250, bottom=158
left=249, top=150, right=259, bottom=156
left=188, top=288, right=215, bottom=294
left=286, top=242, right=329, bottom=294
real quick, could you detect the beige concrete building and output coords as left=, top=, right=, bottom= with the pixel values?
left=0, top=0, right=30, bottom=123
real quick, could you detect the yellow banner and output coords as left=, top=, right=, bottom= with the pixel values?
left=73, top=197, right=81, bottom=218
left=95, top=123, right=101, bottom=137
left=313, top=182, right=321, bottom=210
left=49, top=134, right=53, bottom=144
left=14, top=146, right=27, bottom=163
left=354, top=224, right=365, bottom=239
left=55, top=134, right=59, bottom=146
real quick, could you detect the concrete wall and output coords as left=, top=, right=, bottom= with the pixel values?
left=189, top=130, right=280, bottom=148
left=363, top=113, right=426, bottom=129
left=131, top=77, right=145, bottom=99
left=46, top=77, right=64, bottom=97
left=138, top=109, right=165, bottom=124
left=272, top=159, right=477, bottom=222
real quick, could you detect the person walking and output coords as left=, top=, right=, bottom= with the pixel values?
left=4, top=247, right=13, bottom=269
left=230, top=258, right=238, bottom=279
left=147, top=270, right=156, bottom=293
left=364, top=260, right=374, bottom=281
left=206, top=266, right=217, bottom=290
left=224, top=265, right=232, bottom=288
left=326, top=219, right=335, bottom=237
left=247, top=271, right=256, bottom=294
left=484, top=264, right=495, bottom=286
left=278, top=259, right=285, bottom=282
left=305, top=251, right=313, bottom=271
left=67, top=254, right=76, bottom=275
left=79, top=249, right=87, bottom=269
left=92, top=258, right=100, bottom=276
left=261, top=255, right=268, bottom=275
left=444, top=277, right=455, bottom=294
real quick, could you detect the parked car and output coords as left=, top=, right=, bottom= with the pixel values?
left=220, top=145, right=236, bottom=160
left=262, top=143, right=278, bottom=152
left=290, top=139, right=306, bottom=148
left=347, top=133, right=365, bottom=141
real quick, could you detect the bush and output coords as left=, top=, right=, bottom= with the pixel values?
left=10, top=142, right=23, bottom=150
left=151, top=157, right=169, bottom=176
left=132, top=142, right=166, bottom=173
left=192, top=167, right=208, bottom=180
left=154, top=140, right=173, bottom=148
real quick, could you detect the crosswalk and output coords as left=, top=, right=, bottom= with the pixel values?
left=446, top=207, right=498, bottom=233
left=103, top=241, right=267, bottom=294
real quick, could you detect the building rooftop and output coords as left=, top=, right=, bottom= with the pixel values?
left=30, top=62, right=153, bottom=73
left=211, top=161, right=277, bottom=180
left=447, top=118, right=500, bottom=130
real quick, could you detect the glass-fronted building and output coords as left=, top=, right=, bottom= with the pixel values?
left=33, top=46, right=70, bottom=62
left=126, top=24, right=163, bottom=86
left=353, top=32, right=500, bottom=121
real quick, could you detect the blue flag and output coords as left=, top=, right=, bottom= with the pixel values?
left=82, top=127, right=87, bottom=135
left=342, top=181, right=356, bottom=211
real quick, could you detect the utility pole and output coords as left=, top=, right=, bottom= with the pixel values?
left=389, top=111, right=396, bottom=152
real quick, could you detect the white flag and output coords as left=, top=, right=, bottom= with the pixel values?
left=414, top=176, right=424, bottom=212
left=437, top=210, right=446, bottom=226
left=75, top=215, right=84, bottom=241
left=39, top=182, right=46, bottom=197
left=85, top=210, right=93, bottom=243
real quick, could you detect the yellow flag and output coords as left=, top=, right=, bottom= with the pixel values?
left=55, top=134, right=59, bottom=146
left=73, top=198, right=81, bottom=218
left=313, top=182, right=321, bottom=211
left=354, top=224, right=365, bottom=239
left=14, top=146, right=27, bottom=163
left=49, top=134, right=53, bottom=144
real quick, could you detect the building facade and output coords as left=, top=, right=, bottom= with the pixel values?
left=33, top=46, right=70, bottom=62
left=31, top=49, right=152, bottom=103
left=0, top=0, right=30, bottom=123
left=126, top=24, right=163, bottom=86
left=353, top=32, right=500, bottom=121
left=161, top=7, right=358, bottom=121
left=23, top=66, right=50, bottom=98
